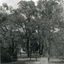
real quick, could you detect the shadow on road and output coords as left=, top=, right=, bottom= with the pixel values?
left=1, top=59, right=39, bottom=64
left=51, top=61, right=64, bottom=63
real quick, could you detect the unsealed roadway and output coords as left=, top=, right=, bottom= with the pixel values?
left=2, top=58, right=48, bottom=64
left=2, top=58, right=64, bottom=64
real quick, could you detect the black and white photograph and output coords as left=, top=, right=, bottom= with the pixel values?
left=0, top=0, right=64, bottom=64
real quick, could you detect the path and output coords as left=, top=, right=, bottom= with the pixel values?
left=2, top=57, right=48, bottom=64
left=2, top=58, right=64, bottom=64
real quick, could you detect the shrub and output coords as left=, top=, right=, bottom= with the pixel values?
left=1, top=52, right=12, bottom=63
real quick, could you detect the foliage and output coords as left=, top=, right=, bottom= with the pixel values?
left=0, top=0, right=64, bottom=62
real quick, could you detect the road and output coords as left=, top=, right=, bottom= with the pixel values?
left=2, top=57, right=48, bottom=64
left=1, top=57, right=64, bottom=64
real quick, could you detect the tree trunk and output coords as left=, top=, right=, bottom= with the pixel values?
left=27, top=37, right=30, bottom=57
left=48, top=48, right=50, bottom=62
left=39, top=41, right=44, bottom=55
left=48, top=41, right=51, bottom=63
left=39, top=42, right=40, bottom=54
left=12, top=38, right=14, bottom=55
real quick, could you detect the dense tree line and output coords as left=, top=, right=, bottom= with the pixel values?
left=0, top=0, right=64, bottom=63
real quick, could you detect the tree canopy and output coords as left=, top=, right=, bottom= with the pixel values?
left=0, top=0, right=64, bottom=62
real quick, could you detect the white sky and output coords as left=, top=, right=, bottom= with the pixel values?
left=0, top=0, right=64, bottom=9
left=0, top=0, right=38, bottom=8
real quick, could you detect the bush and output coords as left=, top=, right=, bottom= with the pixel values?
left=1, top=52, right=12, bottom=63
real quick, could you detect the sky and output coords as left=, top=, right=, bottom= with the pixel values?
left=0, top=0, right=64, bottom=9
left=0, top=0, right=38, bottom=8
